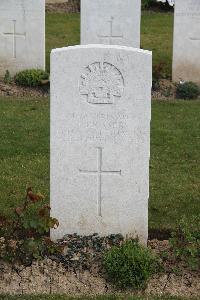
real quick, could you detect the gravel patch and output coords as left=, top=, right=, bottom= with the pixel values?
left=0, top=80, right=49, bottom=98
left=0, top=238, right=199, bottom=297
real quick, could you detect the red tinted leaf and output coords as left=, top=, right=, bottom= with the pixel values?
left=15, top=207, right=24, bottom=216
left=27, top=191, right=44, bottom=202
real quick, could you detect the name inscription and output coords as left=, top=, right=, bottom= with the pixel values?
left=62, top=111, right=133, bottom=144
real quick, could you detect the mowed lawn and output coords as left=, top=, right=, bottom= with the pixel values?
left=46, top=11, right=173, bottom=76
left=0, top=98, right=199, bottom=232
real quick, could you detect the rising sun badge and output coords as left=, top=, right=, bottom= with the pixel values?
left=79, top=61, right=124, bottom=104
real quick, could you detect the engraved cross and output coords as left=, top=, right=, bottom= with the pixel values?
left=3, top=20, right=26, bottom=58
left=79, top=147, right=121, bottom=217
left=98, top=17, right=123, bottom=44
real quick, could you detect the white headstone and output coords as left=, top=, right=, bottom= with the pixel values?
left=81, top=0, right=141, bottom=48
left=173, top=0, right=200, bottom=83
left=51, top=45, right=152, bottom=244
left=0, top=0, right=45, bottom=76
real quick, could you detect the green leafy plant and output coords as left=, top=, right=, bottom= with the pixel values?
left=3, top=70, right=12, bottom=84
left=169, top=215, right=200, bottom=271
left=0, top=188, right=59, bottom=265
left=15, top=69, right=49, bottom=87
left=161, top=85, right=173, bottom=98
left=103, top=239, right=160, bottom=289
left=176, top=81, right=200, bottom=100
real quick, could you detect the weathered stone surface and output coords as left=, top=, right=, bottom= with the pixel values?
left=0, top=0, right=45, bottom=77
left=172, top=0, right=200, bottom=83
left=50, top=45, right=152, bottom=244
left=81, top=0, right=141, bottom=48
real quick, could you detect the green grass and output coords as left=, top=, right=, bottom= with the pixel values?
left=141, top=12, right=173, bottom=77
left=0, top=98, right=199, bottom=232
left=46, top=12, right=173, bottom=75
left=0, top=98, right=49, bottom=216
left=150, top=101, right=200, bottom=231
left=46, top=13, right=80, bottom=72
left=0, top=295, right=195, bottom=300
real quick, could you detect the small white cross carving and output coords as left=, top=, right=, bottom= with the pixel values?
left=3, top=20, right=26, bottom=58
left=79, top=147, right=121, bottom=217
left=98, top=17, right=123, bottom=44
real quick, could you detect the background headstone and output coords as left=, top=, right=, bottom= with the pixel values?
left=172, top=0, right=200, bottom=83
left=0, top=0, right=45, bottom=76
left=51, top=45, right=152, bottom=244
left=81, top=0, right=141, bottom=48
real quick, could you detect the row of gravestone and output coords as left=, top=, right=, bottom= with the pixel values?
left=0, top=0, right=200, bottom=83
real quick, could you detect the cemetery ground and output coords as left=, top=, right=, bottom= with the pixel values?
left=0, top=295, right=196, bottom=300
left=0, top=10, right=182, bottom=230
left=0, top=10, right=199, bottom=299
left=0, top=98, right=199, bottom=233
left=0, top=99, right=199, bottom=297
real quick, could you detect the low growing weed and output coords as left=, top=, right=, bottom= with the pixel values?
left=169, top=215, right=200, bottom=271
left=103, top=239, right=160, bottom=290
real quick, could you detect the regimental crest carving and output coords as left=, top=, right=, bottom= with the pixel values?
left=79, top=61, right=124, bottom=104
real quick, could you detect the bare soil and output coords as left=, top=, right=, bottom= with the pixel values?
left=46, top=1, right=80, bottom=14
left=0, top=240, right=199, bottom=297
left=152, top=79, right=177, bottom=100
left=0, top=80, right=49, bottom=98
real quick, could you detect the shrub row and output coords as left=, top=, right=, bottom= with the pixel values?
left=15, top=69, right=49, bottom=87
left=4, top=69, right=49, bottom=87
